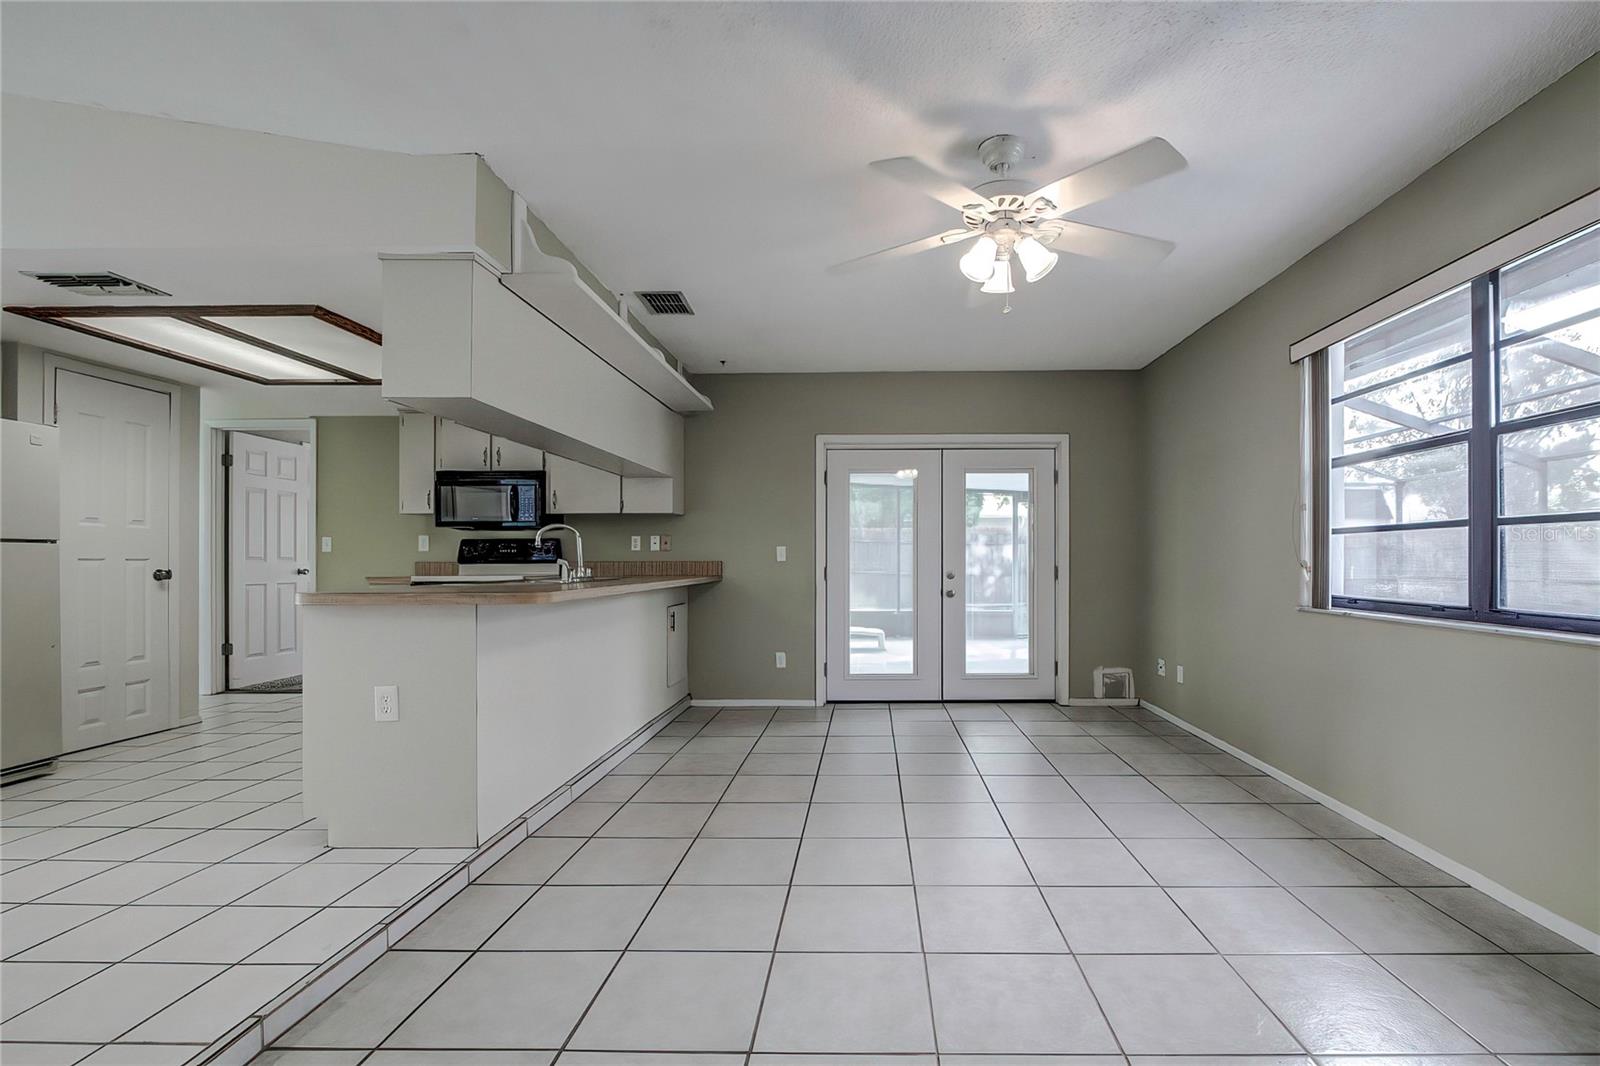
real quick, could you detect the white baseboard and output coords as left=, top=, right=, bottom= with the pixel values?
left=1138, top=698, right=1600, bottom=953
left=1065, top=697, right=1139, bottom=707
left=691, top=698, right=822, bottom=708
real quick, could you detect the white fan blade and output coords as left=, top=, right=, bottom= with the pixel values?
left=1049, top=220, right=1174, bottom=265
left=827, top=228, right=978, bottom=274
left=868, top=157, right=995, bottom=212
left=1027, top=137, right=1186, bottom=217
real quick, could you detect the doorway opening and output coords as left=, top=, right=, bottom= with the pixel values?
left=204, top=420, right=315, bottom=694
left=816, top=436, right=1067, bottom=704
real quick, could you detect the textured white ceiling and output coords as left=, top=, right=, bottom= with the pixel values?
left=3, top=2, right=1597, bottom=373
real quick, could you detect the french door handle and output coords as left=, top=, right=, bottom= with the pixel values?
left=946, top=571, right=955, bottom=580
left=944, top=589, right=955, bottom=598
left=152, top=568, right=173, bottom=582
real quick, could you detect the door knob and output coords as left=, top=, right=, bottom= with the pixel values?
left=296, top=568, right=310, bottom=575
left=152, top=568, right=173, bottom=582
left=944, top=589, right=955, bottom=598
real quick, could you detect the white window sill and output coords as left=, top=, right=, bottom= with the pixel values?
left=1298, top=606, right=1600, bottom=648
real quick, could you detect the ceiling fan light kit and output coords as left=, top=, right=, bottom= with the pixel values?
left=832, top=134, right=1187, bottom=311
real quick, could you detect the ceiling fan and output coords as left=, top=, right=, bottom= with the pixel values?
left=830, top=134, right=1187, bottom=310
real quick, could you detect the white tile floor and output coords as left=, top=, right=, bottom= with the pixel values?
left=1, top=692, right=461, bottom=1065
left=245, top=700, right=1599, bottom=1064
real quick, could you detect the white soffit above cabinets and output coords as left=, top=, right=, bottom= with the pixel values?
left=3, top=2, right=1598, bottom=372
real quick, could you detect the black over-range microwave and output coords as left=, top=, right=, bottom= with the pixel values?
left=434, top=470, right=546, bottom=530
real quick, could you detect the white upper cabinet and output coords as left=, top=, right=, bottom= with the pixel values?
left=546, top=453, right=621, bottom=514
left=435, top=419, right=491, bottom=470
left=492, top=437, right=544, bottom=471
left=435, top=419, right=545, bottom=473
left=397, top=413, right=437, bottom=514
left=622, top=476, right=683, bottom=515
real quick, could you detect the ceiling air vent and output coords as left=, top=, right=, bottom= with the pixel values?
left=635, top=291, right=694, bottom=316
left=20, top=271, right=170, bottom=297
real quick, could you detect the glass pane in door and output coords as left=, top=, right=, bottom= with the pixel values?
left=848, top=469, right=917, bottom=674
left=963, top=470, right=1031, bottom=675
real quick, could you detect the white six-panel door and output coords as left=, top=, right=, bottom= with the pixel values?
left=56, top=369, right=173, bottom=750
left=825, top=446, right=1056, bottom=702
left=227, top=431, right=311, bottom=688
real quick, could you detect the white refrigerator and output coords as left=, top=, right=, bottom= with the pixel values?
left=1, top=419, right=62, bottom=783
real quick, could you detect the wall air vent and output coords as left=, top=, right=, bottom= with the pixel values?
left=21, top=271, right=171, bottom=297
left=635, top=291, right=695, bottom=316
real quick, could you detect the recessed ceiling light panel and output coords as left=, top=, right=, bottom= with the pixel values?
left=2, top=304, right=382, bottom=385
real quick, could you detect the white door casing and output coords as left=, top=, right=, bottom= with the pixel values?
left=824, top=449, right=942, bottom=701
left=227, top=431, right=311, bottom=688
left=56, top=369, right=173, bottom=750
left=941, top=449, right=1056, bottom=700
left=822, top=442, right=1061, bottom=703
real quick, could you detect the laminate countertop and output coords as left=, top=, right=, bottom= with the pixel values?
left=298, top=574, right=719, bottom=607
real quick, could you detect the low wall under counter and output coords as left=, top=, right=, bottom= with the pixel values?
left=298, top=574, right=717, bottom=847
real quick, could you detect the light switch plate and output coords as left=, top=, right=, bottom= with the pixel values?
left=417, top=535, right=430, bottom=552
left=1176, top=665, right=1185, bottom=684
left=373, top=685, right=399, bottom=722
left=660, top=535, right=672, bottom=551
left=776, top=546, right=787, bottom=562
left=321, top=536, right=333, bottom=553
left=650, top=535, right=661, bottom=552
left=775, top=651, right=787, bottom=669
left=631, top=535, right=642, bottom=551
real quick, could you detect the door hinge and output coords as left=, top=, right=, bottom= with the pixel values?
left=221, top=453, right=234, bottom=468
left=221, top=642, right=234, bottom=656
left=1054, top=662, right=1059, bottom=676
left=1054, top=564, right=1059, bottom=580
left=1053, top=468, right=1059, bottom=484
left=823, top=661, right=828, bottom=677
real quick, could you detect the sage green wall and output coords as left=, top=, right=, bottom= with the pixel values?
left=314, top=373, right=1144, bottom=701
left=579, top=372, right=1143, bottom=701
left=314, top=416, right=470, bottom=591
left=1138, top=55, right=1600, bottom=933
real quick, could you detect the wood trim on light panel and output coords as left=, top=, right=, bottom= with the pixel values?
left=2, top=304, right=382, bottom=385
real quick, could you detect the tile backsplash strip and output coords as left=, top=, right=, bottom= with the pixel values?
left=589, top=559, right=723, bottom=578
left=190, top=695, right=693, bottom=1066
left=409, top=559, right=722, bottom=578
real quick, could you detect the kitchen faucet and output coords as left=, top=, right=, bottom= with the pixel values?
left=533, top=523, right=590, bottom=582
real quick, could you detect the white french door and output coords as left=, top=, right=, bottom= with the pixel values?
left=227, top=431, right=311, bottom=688
left=825, top=447, right=1056, bottom=701
left=56, top=369, right=174, bottom=750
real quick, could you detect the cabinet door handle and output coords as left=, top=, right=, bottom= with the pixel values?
left=550, top=489, right=558, bottom=510
left=495, top=446, right=502, bottom=468
left=481, top=446, right=489, bottom=468
left=425, top=488, right=431, bottom=509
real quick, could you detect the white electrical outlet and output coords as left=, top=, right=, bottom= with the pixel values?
left=1176, top=665, right=1185, bottom=684
left=630, top=535, right=642, bottom=551
left=1156, top=658, right=1166, bottom=677
left=321, top=536, right=333, bottom=553
left=417, top=534, right=430, bottom=552
left=650, top=535, right=661, bottom=552
left=775, top=651, right=787, bottom=669
left=373, top=685, right=399, bottom=722
left=660, top=535, right=672, bottom=551
left=776, top=545, right=787, bottom=562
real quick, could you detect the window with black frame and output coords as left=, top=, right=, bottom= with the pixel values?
left=1320, top=222, right=1599, bottom=635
